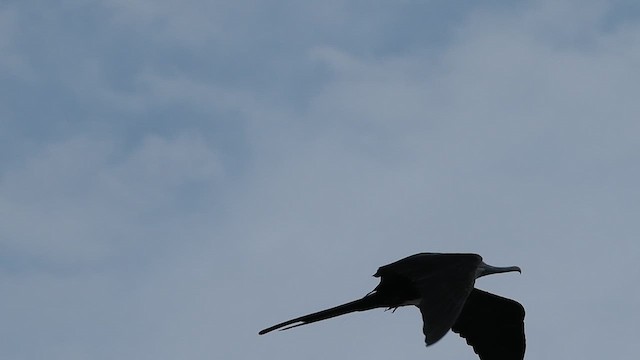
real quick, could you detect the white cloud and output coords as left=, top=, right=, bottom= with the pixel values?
left=2, top=1, right=640, bottom=359
left=0, top=133, right=222, bottom=266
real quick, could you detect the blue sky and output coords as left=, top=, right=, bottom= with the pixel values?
left=2, top=0, right=640, bottom=359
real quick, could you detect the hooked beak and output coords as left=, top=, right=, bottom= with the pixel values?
left=476, top=261, right=521, bottom=278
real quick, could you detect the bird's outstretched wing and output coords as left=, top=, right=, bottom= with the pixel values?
left=451, top=288, right=526, bottom=360
left=382, top=254, right=481, bottom=345
left=415, top=268, right=478, bottom=345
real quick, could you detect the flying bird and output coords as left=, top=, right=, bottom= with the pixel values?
left=259, top=253, right=525, bottom=360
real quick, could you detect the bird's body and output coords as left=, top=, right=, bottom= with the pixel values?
left=259, top=253, right=525, bottom=360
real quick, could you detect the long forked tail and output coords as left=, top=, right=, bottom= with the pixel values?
left=259, top=293, right=383, bottom=335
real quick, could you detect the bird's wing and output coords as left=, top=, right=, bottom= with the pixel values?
left=451, top=288, right=526, bottom=360
left=376, top=254, right=481, bottom=346
left=416, top=273, right=476, bottom=345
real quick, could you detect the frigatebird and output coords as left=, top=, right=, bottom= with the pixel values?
left=259, top=253, right=525, bottom=360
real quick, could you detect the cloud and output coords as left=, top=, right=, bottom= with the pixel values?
left=2, top=1, right=640, bottom=359
left=0, top=133, right=222, bottom=268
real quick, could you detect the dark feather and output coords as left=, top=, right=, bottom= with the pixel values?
left=378, top=253, right=482, bottom=345
left=258, top=293, right=383, bottom=335
left=452, top=288, right=526, bottom=360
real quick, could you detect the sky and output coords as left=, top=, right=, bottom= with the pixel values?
left=1, top=0, right=640, bottom=359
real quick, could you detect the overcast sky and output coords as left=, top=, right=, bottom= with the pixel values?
left=2, top=0, right=640, bottom=359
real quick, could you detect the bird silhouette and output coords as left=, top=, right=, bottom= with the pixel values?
left=259, top=253, right=525, bottom=360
